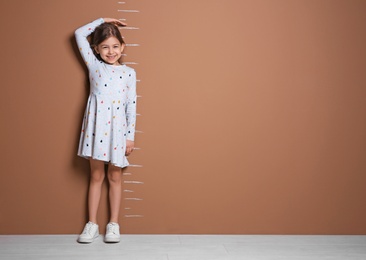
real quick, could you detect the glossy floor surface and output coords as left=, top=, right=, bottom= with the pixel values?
left=1, top=235, right=365, bottom=260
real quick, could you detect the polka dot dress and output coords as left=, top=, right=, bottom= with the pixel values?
left=75, top=18, right=137, bottom=168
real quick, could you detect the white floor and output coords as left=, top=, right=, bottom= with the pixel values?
left=0, top=235, right=365, bottom=260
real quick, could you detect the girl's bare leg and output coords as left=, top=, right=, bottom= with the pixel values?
left=88, top=159, right=105, bottom=223
left=107, top=163, right=122, bottom=223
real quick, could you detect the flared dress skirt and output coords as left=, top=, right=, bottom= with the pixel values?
left=78, top=92, right=129, bottom=168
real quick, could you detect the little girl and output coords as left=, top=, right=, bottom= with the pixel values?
left=74, top=18, right=137, bottom=243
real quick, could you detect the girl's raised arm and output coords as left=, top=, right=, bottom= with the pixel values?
left=74, top=18, right=104, bottom=67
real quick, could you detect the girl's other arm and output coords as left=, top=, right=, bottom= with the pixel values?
left=125, top=69, right=137, bottom=156
left=126, top=69, right=137, bottom=142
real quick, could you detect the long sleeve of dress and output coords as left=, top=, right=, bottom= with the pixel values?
left=126, top=69, right=137, bottom=141
left=74, top=18, right=104, bottom=67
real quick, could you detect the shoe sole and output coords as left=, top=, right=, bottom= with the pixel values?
left=77, top=234, right=99, bottom=243
left=104, top=237, right=120, bottom=243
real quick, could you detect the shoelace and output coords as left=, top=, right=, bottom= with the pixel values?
left=107, top=223, right=118, bottom=234
left=82, top=222, right=94, bottom=235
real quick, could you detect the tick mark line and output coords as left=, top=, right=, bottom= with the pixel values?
left=121, top=27, right=140, bottom=30
left=129, top=164, right=143, bottom=167
left=124, top=181, right=144, bottom=184
left=118, top=10, right=140, bottom=13
left=124, top=198, right=143, bottom=201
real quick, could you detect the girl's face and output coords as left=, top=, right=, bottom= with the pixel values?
left=95, top=36, right=124, bottom=65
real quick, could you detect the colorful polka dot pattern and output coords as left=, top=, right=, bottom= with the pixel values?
left=75, top=18, right=137, bottom=168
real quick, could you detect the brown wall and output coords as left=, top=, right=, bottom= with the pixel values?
left=1, top=0, right=366, bottom=234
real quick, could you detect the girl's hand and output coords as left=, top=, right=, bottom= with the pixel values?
left=103, top=18, right=127, bottom=27
left=125, top=140, right=135, bottom=156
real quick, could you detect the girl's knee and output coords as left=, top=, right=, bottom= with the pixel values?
left=108, top=173, right=122, bottom=184
left=107, top=166, right=122, bottom=184
left=90, top=171, right=105, bottom=183
left=89, top=159, right=106, bottom=183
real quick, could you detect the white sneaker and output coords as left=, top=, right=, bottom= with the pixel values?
left=78, top=221, right=99, bottom=243
left=104, top=222, right=120, bottom=243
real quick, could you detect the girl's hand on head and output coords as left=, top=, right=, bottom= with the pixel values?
left=103, top=18, right=127, bottom=27
left=125, top=140, right=135, bottom=156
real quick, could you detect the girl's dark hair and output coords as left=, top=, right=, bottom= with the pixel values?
left=91, top=23, right=125, bottom=58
